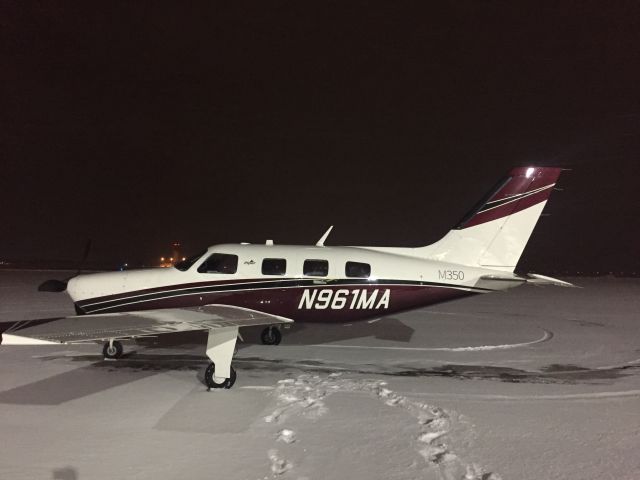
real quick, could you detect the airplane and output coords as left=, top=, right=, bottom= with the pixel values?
left=0, top=166, right=573, bottom=389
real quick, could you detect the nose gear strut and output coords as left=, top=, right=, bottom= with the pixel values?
left=204, top=326, right=239, bottom=389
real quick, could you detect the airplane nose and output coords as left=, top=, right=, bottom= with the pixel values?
left=65, top=271, right=132, bottom=304
left=66, top=276, right=80, bottom=301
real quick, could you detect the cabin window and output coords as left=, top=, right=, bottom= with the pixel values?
left=262, top=258, right=287, bottom=276
left=303, top=259, right=329, bottom=277
left=197, top=253, right=238, bottom=274
left=345, top=261, right=371, bottom=278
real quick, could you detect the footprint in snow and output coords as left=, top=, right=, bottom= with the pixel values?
left=277, top=429, right=296, bottom=444
left=268, top=449, right=292, bottom=475
left=419, top=430, right=446, bottom=444
left=264, top=374, right=499, bottom=480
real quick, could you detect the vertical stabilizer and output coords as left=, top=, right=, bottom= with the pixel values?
left=416, top=167, right=563, bottom=271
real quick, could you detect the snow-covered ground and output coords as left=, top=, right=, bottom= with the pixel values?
left=0, top=270, right=638, bottom=480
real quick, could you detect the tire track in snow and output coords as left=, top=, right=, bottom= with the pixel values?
left=263, top=373, right=501, bottom=479
left=405, top=389, right=640, bottom=401
left=312, top=328, right=553, bottom=352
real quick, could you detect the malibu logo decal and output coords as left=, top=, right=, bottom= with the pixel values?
left=298, top=288, right=390, bottom=310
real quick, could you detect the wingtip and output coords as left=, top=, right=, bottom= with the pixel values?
left=1, top=333, right=60, bottom=345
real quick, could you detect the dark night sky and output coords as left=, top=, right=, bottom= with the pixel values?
left=1, top=1, right=639, bottom=273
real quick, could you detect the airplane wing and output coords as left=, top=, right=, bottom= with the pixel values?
left=1, top=304, right=293, bottom=345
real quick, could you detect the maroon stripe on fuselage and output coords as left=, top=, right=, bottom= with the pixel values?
left=75, top=277, right=265, bottom=307
left=82, top=284, right=476, bottom=323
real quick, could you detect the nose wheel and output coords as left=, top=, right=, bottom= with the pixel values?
left=205, top=362, right=237, bottom=389
left=102, top=340, right=123, bottom=359
left=261, top=326, right=282, bottom=345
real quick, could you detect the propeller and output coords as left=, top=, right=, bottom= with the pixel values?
left=38, top=239, right=92, bottom=293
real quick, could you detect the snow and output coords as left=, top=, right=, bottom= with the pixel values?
left=276, top=429, right=296, bottom=444
left=0, top=270, right=639, bottom=479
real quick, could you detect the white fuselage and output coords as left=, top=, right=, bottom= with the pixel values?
left=67, top=244, right=521, bottom=322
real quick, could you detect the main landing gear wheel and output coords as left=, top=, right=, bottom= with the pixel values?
left=261, top=326, right=282, bottom=345
left=205, top=362, right=236, bottom=389
left=102, top=340, right=123, bottom=359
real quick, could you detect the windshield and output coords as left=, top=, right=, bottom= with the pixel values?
left=174, top=250, right=206, bottom=271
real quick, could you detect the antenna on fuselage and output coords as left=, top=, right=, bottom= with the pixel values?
left=315, top=225, right=333, bottom=247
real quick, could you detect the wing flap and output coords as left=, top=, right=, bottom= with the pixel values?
left=1, top=304, right=293, bottom=345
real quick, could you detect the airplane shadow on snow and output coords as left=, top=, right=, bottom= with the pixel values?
left=0, top=318, right=414, bottom=404
left=1, top=317, right=634, bottom=405
left=2, top=357, right=633, bottom=406
left=134, top=316, right=416, bottom=349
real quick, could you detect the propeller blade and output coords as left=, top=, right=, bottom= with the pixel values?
left=75, top=238, right=92, bottom=275
left=38, top=238, right=92, bottom=293
left=38, top=279, right=68, bottom=293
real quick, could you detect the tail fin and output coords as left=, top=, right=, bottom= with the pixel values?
left=417, top=166, right=563, bottom=271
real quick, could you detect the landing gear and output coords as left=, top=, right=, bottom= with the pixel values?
left=261, top=326, right=282, bottom=345
left=205, top=362, right=237, bottom=389
left=102, top=339, right=123, bottom=359
left=205, top=326, right=239, bottom=390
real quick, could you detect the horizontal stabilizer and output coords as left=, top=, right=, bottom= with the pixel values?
left=479, top=274, right=527, bottom=283
left=526, top=274, right=576, bottom=288
left=475, top=274, right=527, bottom=291
left=475, top=273, right=575, bottom=290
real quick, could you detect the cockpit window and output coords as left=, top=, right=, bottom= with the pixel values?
left=197, top=253, right=238, bottom=274
left=174, top=250, right=206, bottom=271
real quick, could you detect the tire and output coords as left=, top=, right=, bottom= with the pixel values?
left=103, top=340, right=123, bottom=359
left=205, top=362, right=237, bottom=389
left=260, top=327, right=282, bottom=345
